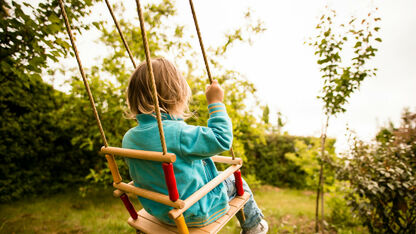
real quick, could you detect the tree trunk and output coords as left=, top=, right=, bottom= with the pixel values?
left=315, top=116, right=329, bottom=233
left=320, top=132, right=327, bottom=232
left=315, top=164, right=322, bottom=232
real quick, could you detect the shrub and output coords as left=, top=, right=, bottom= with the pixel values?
left=253, top=134, right=336, bottom=189
left=0, top=79, right=99, bottom=202
left=338, top=110, right=416, bottom=233
left=327, top=190, right=362, bottom=230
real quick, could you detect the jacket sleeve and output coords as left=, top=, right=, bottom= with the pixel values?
left=179, top=102, right=233, bottom=158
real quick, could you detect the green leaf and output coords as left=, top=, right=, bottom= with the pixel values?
left=387, top=183, right=394, bottom=190
left=324, top=29, right=331, bottom=37
left=47, top=23, right=61, bottom=34
left=92, top=22, right=100, bottom=29
left=48, top=14, right=61, bottom=24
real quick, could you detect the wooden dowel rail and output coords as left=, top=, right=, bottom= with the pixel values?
left=113, top=182, right=185, bottom=209
left=113, top=181, right=134, bottom=198
left=101, top=147, right=176, bottom=163
left=168, top=164, right=242, bottom=219
left=212, top=156, right=242, bottom=165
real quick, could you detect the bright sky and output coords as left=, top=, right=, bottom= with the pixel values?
left=63, top=0, right=416, bottom=153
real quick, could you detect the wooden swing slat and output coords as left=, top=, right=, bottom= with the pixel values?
left=211, top=156, right=242, bottom=165
left=169, top=164, right=242, bottom=220
left=128, top=192, right=250, bottom=234
left=129, top=211, right=178, bottom=234
left=101, top=146, right=176, bottom=163
left=209, top=197, right=241, bottom=227
left=113, top=182, right=185, bottom=209
left=113, top=181, right=134, bottom=197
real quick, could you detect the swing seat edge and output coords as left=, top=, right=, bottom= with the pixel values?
left=128, top=192, right=250, bottom=234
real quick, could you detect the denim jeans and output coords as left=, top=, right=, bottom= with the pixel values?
left=223, top=173, right=264, bottom=230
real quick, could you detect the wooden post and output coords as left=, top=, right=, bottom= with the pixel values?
left=238, top=209, right=246, bottom=222
left=162, top=163, right=179, bottom=201
left=234, top=170, right=244, bottom=196
left=174, top=214, right=189, bottom=234
left=120, top=193, right=138, bottom=220
left=113, top=182, right=185, bottom=209
left=105, top=154, right=122, bottom=184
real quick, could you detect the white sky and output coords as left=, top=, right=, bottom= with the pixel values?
left=60, top=0, right=416, bottom=153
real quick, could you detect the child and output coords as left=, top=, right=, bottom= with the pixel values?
left=123, top=58, right=268, bottom=234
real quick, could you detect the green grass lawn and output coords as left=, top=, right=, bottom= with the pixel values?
left=0, top=186, right=365, bottom=233
left=221, top=186, right=323, bottom=234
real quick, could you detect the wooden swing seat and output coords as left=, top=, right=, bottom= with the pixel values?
left=128, top=192, right=250, bottom=234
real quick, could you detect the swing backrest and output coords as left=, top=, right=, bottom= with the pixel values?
left=101, top=146, right=243, bottom=218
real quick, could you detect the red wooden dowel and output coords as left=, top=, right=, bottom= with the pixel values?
left=234, top=170, right=244, bottom=196
left=162, top=162, right=179, bottom=201
left=120, top=193, right=138, bottom=220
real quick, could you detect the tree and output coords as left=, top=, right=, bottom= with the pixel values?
left=276, top=111, right=286, bottom=134
left=262, top=105, right=270, bottom=125
left=308, top=7, right=381, bottom=232
left=285, top=137, right=336, bottom=189
left=0, top=0, right=98, bottom=201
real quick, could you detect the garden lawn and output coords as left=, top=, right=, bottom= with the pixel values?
left=0, top=186, right=364, bottom=233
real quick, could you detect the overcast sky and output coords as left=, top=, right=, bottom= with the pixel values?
left=64, top=0, right=416, bottom=153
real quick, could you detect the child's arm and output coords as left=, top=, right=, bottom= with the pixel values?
left=179, top=81, right=232, bottom=158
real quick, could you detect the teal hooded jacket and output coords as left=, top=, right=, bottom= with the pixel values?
left=122, top=102, right=233, bottom=227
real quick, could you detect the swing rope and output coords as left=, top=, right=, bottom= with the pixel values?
left=105, top=0, right=167, bottom=156
left=58, top=0, right=108, bottom=148
left=188, top=0, right=236, bottom=160
left=135, top=0, right=168, bottom=155
left=188, top=0, right=213, bottom=84
left=104, top=0, right=137, bottom=68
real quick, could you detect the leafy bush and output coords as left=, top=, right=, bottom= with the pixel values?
left=253, top=134, right=336, bottom=189
left=242, top=174, right=262, bottom=191
left=327, top=191, right=362, bottom=230
left=0, top=0, right=97, bottom=202
left=338, top=110, right=416, bottom=233
left=0, top=77, right=102, bottom=202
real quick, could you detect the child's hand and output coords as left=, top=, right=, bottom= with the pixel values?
left=205, top=80, right=224, bottom=104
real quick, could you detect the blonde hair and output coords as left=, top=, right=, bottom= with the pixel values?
left=126, top=58, right=191, bottom=118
